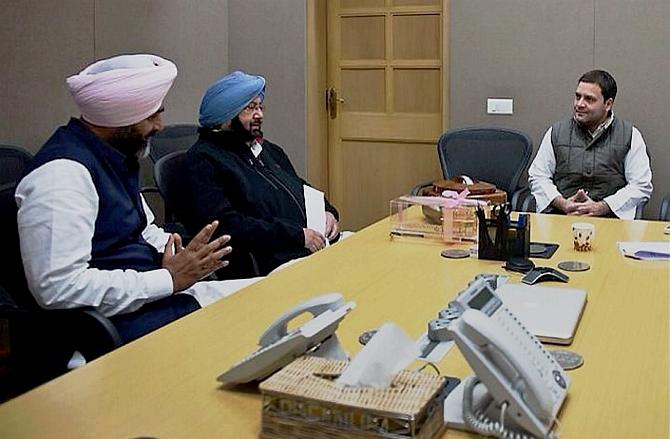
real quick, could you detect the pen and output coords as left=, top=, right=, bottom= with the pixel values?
left=390, top=230, right=426, bottom=238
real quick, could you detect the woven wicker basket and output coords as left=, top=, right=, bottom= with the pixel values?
left=259, top=356, right=448, bottom=438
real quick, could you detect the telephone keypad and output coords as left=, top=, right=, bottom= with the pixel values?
left=494, top=307, right=568, bottom=405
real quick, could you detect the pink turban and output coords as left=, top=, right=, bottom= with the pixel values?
left=66, top=54, right=178, bottom=127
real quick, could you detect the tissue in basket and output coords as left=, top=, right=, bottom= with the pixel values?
left=259, top=356, right=449, bottom=439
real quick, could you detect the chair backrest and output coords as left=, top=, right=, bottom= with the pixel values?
left=154, top=150, right=188, bottom=224
left=660, top=195, right=670, bottom=221
left=0, top=183, right=38, bottom=309
left=0, top=145, right=32, bottom=186
left=149, top=124, right=199, bottom=163
left=437, top=127, right=533, bottom=197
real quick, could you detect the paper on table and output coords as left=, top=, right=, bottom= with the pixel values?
left=187, top=277, right=264, bottom=307
left=304, top=185, right=326, bottom=236
left=336, top=322, right=419, bottom=389
left=617, top=241, right=670, bottom=260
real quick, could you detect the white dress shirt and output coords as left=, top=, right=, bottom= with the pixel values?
left=15, top=159, right=262, bottom=316
left=528, top=125, right=652, bottom=219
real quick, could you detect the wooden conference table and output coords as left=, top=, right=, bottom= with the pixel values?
left=0, top=214, right=668, bottom=438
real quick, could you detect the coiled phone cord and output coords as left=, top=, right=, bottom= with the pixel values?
left=462, top=376, right=557, bottom=439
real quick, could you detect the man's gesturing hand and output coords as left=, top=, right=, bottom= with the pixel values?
left=162, top=220, right=232, bottom=292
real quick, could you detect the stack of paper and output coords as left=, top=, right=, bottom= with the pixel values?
left=617, top=241, right=670, bottom=260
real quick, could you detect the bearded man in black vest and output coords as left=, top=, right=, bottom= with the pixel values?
left=16, top=54, right=233, bottom=344
left=528, top=70, right=652, bottom=219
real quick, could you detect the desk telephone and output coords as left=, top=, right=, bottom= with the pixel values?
left=444, top=279, right=569, bottom=438
left=217, top=293, right=355, bottom=386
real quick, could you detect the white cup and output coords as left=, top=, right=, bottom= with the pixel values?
left=572, top=222, right=595, bottom=252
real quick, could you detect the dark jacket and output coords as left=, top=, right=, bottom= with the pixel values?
left=184, top=129, right=338, bottom=278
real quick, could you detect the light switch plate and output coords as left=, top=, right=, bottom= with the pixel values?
left=487, top=98, right=514, bottom=115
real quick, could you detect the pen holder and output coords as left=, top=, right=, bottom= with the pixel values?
left=477, top=207, right=530, bottom=261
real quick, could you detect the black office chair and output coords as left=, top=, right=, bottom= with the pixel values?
left=511, top=188, right=537, bottom=213
left=149, top=124, right=199, bottom=163
left=0, top=144, right=32, bottom=186
left=659, top=195, right=670, bottom=221
left=0, top=183, right=121, bottom=399
left=142, top=124, right=199, bottom=224
left=634, top=200, right=647, bottom=220
left=154, top=150, right=190, bottom=226
left=437, top=127, right=533, bottom=200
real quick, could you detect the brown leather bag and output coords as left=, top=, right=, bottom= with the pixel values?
left=428, top=176, right=496, bottom=195
left=423, top=176, right=507, bottom=204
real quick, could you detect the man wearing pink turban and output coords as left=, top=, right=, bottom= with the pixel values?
left=15, top=54, right=232, bottom=344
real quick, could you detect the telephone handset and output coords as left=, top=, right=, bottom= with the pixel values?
left=217, top=293, right=355, bottom=386
left=258, top=293, right=347, bottom=347
left=446, top=279, right=568, bottom=438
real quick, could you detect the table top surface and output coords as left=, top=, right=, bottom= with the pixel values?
left=0, top=213, right=668, bottom=439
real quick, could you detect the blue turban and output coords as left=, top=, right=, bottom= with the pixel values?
left=198, top=71, right=266, bottom=128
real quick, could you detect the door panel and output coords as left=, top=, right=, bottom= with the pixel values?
left=341, top=0, right=385, bottom=8
left=393, top=0, right=441, bottom=7
left=394, top=69, right=441, bottom=113
left=328, top=0, right=446, bottom=230
left=341, top=141, right=441, bottom=230
left=393, top=14, right=441, bottom=59
left=341, top=69, right=386, bottom=112
left=341, top=16, right=386, bottom=60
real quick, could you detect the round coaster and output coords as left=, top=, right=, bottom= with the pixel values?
left=557, top=261, right=591, bottom=272
left=358, top=329, right=378, bottom=346
left=530, top=243, right=547, bottom=255
left=551, top=349, right=584, bottom=370
left=441, top=249, right=470, bottom=259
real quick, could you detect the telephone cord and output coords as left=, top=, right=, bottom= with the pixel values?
left=415, top=362, right=441, bottom=375
left=462, top=376, right=554, bottom=439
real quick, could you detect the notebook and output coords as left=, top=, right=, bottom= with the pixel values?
left=496, top=283, right=587, bottom=345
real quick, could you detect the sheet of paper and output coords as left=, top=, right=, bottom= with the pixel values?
left=617, top=241, right=670, bottom=260
left=304, top=185, right=326, bottom=236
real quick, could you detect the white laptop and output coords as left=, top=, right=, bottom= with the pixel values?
left=496, top=283, right=587, bottom=345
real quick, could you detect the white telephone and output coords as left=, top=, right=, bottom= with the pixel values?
left=217, top=293, right=355, bottom=386
left=444, top=279, right=568, bottom=438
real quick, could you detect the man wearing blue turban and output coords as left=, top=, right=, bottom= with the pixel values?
left=184, top=71, right=340, bottom=278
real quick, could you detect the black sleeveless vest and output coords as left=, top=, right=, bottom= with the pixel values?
left=551, top=117, right=632, bottom=201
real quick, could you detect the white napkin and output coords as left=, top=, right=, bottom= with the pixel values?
left=187, top=277, right=264, bottom=307
left=336, top=323, right=419, bottom=388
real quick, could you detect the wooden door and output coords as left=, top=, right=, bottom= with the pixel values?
left=327, top=0, right=446, bottom=230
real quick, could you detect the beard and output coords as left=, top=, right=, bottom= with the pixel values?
left=231, top=116, right=263, bottom=142
left=107, top=125, right=156, bottom=160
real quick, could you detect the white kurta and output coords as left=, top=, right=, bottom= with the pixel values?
left=16, top=159, right=261, bottom=316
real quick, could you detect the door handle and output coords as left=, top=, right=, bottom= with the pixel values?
left=326, top=87, right=345, bottom=119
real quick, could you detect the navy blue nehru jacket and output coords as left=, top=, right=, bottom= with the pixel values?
left=23, top=118, right=162, bottom=272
